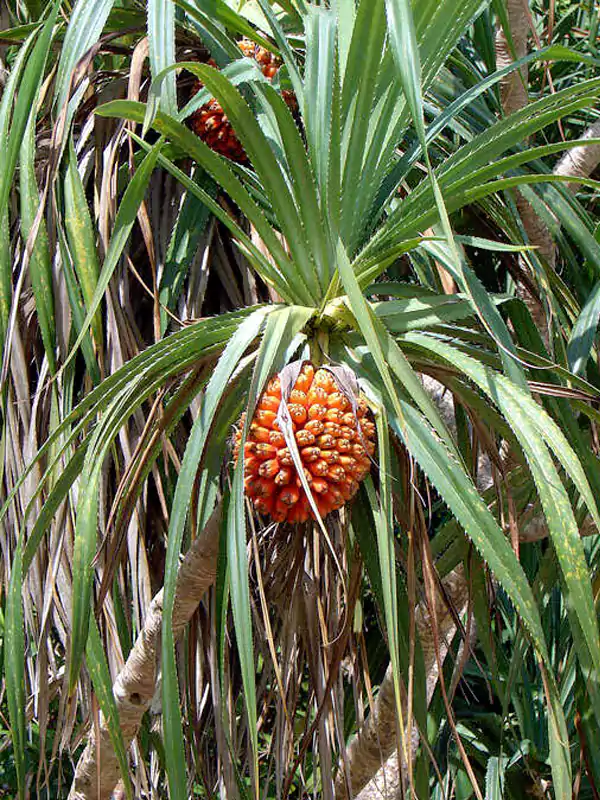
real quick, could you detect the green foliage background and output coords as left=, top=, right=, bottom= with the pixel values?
left=1, top=0, right=600, bottom=797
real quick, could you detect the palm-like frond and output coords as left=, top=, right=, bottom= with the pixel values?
left=2, top=0, right=600, bottom=798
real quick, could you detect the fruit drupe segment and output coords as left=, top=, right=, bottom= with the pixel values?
left=233, top=363, right=376, bottom=523
left=190, top=39, right=297, bottom=162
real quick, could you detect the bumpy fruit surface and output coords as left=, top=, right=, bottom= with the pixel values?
left=238, top=39, right=281, bottom=78
left=233, top=363, right=376, bottom=524
left=189, top=39, right=296, bottom=162
left=188, top=90, right=247, bottom=161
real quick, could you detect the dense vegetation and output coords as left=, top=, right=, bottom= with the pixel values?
left=2, top=0, right=600, bottom=797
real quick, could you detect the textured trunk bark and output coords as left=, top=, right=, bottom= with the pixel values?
left=69, top=503, right=222, bottom=800
left=495, top=0, right=529, bottom=114
left=495, top=0, right=555, bottom=345
left=495, top=4, right=600, bottom=296
left=554, top=119, right=600, bottom=186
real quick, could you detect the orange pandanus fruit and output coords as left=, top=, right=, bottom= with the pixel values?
left=189, top=38, right=297, bottom=162
left=233, top=363, right=376, bottom=524
left=188, top=91, right=247, bottom=161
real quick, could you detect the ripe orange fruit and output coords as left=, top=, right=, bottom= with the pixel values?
left=233, top=363, right=375, bottom=523
left=188, top=93, right=247, bottom=162
left=238, top=39, right=281, bottom=79
left=189, top=39, right=297, bottom=162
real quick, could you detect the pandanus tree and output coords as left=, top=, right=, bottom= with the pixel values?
left=4, top=0, right=600, bottom=797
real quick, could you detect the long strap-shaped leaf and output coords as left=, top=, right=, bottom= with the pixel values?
left=226, top=305, right=312, bottom=796
left=404, top=332, right=600, bottom=707
left=45, top=317, right=263, bottom=694
left=0, top=309, right=257, bottom=547
left=371, top=77, right=600, bottom=250
left=255, top=0, right=304, bottom=99
left=346, top=324, right=572, bottom=793
left=158, top=166, right=215, bottom=336
left=19, top=97, right=56, bottom=374
left=568, top=279, right=600, bottom=375
left=253, top=82, right=333, bottom=292
left=54, top=0, right=114, bottom=112
left=130, top=132, right=297, bottom=304
left=334, top=238, right=496, bottom=783
left=0, top=0, right=59, bottom=216
left=367, top=409, right=410, bottom=766
left=337, top=240, right=465, bottom=467
left=179, top=0, right=273, bottom=53
left=439, top=77, right=600, bottom=190
left=5, top=545, right=26, bottom=799
left=69, top=360, right=203, bottom=691
left=70, top=361, right=194, bottom=684
left=86, top=616, right=132, bottom=800
left=374, top=290, right=511, bottom=333
left=339, top=0, right=386, bottom=249
left=63, top=137, right=103, bottom=351
left=190, top=64, right=321, bottom=303
left=0, top=32, right=37, bottom=351
left=385, top=173, right=600, bottom=253
left=161, top=304, right=312, bottom=796
left=97, top=100, right=311, bottom=306
left=384, top=0, right=527, bottom=393
left=148, top=0, right=177, bottom=116
left=405, top=331, right=600, bottom=527
left=392, top=403, right=571, bottom=796
left=303, top=6, right=337, bottom=217
left=61, top=139, right=163, bottom=375
left=383, top=132, right=600, bottom=243
left=392, top=141, right=600, bottom=240
left=161, top=305, right=272, bottom=798
left=341, top=0, right=486, bottom=251
left=375, top=46, right=595, bottom=212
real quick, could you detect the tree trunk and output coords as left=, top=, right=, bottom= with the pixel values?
left=69, top=502, right=222, bottom=800
left=495, top=0, right=555, bottom=346
left=554, top=119, right=600, bottom=186
left=495, top=0, right=529, bottom=115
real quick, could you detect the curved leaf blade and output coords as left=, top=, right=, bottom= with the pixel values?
left=568, top=279, right=600, bottom=376
left=148, top=0, right=177, bottom=116
left=161, top=305, right=272, bottom=797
